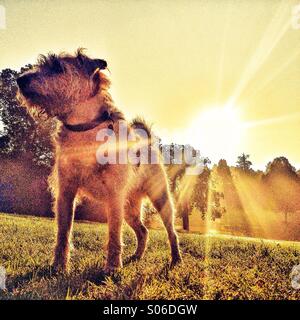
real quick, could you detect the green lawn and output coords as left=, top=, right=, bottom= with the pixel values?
left=0, top=213, right=299, bottom=300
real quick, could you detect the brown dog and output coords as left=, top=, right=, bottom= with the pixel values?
left=16, top=49, right=181, bottom=273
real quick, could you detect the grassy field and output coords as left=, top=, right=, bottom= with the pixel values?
left=0, top=213, right=299, bottom=300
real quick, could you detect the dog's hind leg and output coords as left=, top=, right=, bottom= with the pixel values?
left=146, top=165, right=182, bottom=265
left=52, top=178, right=78, bottom=272
left=125, top=196, right=149, bottom=260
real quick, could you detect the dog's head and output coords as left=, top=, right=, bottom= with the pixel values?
left=16, top=49, right=109, bottom=118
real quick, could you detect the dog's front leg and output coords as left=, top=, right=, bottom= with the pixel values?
left=52, top=185, right=77, bottom=272
left=105, top=201, right=124, bottom=273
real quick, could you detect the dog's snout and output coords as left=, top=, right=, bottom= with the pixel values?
left=16, top=75, right=31, bottom=89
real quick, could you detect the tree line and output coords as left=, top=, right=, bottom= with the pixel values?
left=1, top=68, right=300, bottom=233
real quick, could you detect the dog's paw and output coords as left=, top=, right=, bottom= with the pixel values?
left=170, top=255, right=183, bottom=268
left=50, top=262, right=69, bottom=275
left=129, top=253, right=143, bottom=262
left=123, top=254, right=141, bottom=265
left=103, top=266, right=117, bottom=275
left=103, top=263, right=122, bottom=275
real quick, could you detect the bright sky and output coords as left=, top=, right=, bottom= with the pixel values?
left=0, top=0, right=300, bottom=168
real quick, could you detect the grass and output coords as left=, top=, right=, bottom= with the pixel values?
left=0, top=212, right=300, bottom=300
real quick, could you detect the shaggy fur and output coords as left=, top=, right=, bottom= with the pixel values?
left=17, top=49, right=181, bottom=272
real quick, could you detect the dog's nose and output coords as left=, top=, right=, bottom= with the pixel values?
left=16, top=75, right=31, bottom=89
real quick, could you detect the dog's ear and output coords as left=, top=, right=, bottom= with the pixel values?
left=90, top=66, right=111, bottom=94
left=91, top=68, right=101, bottom=95
left=93, top=59, right=107, bottom=70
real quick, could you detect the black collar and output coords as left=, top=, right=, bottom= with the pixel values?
left=63, top=111, right=113, bottom=132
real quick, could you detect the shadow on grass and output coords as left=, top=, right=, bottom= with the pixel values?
left=2, top=264, right=109, bottom=299
left=2, top=255, right=179, bottom=299
left=6, top=265, right=55, bottom=289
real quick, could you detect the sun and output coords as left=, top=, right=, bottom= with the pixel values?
left=187, top=105, right=245, bottom=164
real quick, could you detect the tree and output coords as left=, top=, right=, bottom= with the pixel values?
left=177, top=197, right=191, bottom=231
left=265, top=156, right=297, bottom=177
left=191, top=167, right=211, bottom=220
left=216, top=159, right=243, bottom=212
left=167, top=155, right=225, bottom=231
left=217, top=159, right=232, bottom=177
left=167, top=163, right=192, bottom=231
left=0, top=67, right=54, bottom=168
left=161, top=140, right=210, bottom=231
left=210, top=191, right=226, bottom=221
left=263, top=157, right=300, bottom=225
left=236, top=153, right=252, bottom=172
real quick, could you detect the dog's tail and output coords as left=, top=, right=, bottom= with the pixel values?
left=130, top=116, right=153, bottom=138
